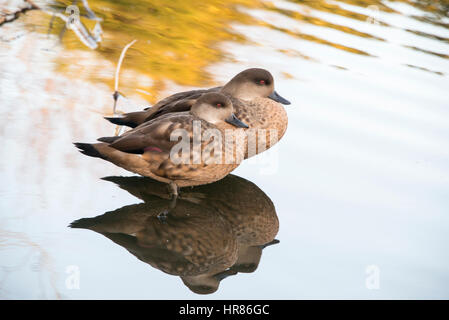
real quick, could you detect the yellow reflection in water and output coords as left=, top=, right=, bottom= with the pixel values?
left=41, top=0, right=264, bottom=102
left=23, top=0, right=448, bottom=101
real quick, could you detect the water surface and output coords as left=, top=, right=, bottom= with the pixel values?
left=0, top=0, right=448, bottom=299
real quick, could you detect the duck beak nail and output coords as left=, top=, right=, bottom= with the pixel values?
left=226, top=114, right=249, bottom=128
left=268, top=91, right=291, bottom=105
left=259, top=239, right=280, bottom=249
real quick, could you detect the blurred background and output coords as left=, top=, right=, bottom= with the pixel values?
left=0, top=0, right=448, bottom=299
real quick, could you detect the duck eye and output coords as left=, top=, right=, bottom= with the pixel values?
left=216, top=103, right=222, bottom=108
left=259, top=80, right=266, bottom=85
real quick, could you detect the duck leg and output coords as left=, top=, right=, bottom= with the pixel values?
left=157, top=181, right=179, bottom=223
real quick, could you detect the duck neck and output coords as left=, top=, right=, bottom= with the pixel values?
left=221, top=83, right=252, bottom=101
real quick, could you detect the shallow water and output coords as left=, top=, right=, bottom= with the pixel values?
left=0, top=0, right=448, bottom=299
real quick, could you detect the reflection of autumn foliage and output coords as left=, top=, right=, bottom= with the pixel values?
left=21, top=0, right=448, bottom=102
left=0, top=229, right=61, bottom=299
left=1, top=0, right=448, bottom=299
left=0, top=27, right=129, bottom=222
left=41, top=0, right=262, bottom=102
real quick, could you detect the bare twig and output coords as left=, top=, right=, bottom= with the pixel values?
left=47, top=13, right=56, bottom=37
left=113, top=39, right=137, bottom=115
left=81, top=0, right=101, bottom=21
left=41, top=0, right=102, bottom=50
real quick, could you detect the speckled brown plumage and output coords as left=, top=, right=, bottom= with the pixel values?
left=70, top=174, right=279, bottom=294
left=104, top=68, right=291, bottom=159
left=76, top=93, right=246, bottom=187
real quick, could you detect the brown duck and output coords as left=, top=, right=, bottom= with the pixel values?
left=71, top=199, right=238, bottom=295
left=75, top=93, right=248, bottom=208
left=70, top=174, right=279, bottom=294
left=103, top=68, right=291, bottom=158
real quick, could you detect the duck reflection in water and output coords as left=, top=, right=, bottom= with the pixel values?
left=70, top=174, right=279, bottom=295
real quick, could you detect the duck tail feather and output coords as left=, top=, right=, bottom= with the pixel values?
left=69, top=217, right=95, bottom=229
left=74, top=143, right=106, bottom=159
left=97, top=136, right=121, bottom=144
left=101, top=176, right=129, bottom=184
left=104, top=116, right=138, bottom=128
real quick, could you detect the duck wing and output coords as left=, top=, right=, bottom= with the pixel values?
left=108, top=114, right=214, bottom=156
left=144, top=86, right=221, bottom=121
left=104, top=87, right=221, bottom=128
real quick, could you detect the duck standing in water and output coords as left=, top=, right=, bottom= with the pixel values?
left=74, top=93, right=248, bottom=217
left=104, top=68, right=291, bottom=158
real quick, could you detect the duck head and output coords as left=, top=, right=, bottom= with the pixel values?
left=191, top=92, right=249, bottom=128
left=222, top=68, right=291, bottom=105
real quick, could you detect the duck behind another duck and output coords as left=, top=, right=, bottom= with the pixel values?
left=104, top=68, right=291, bottom=159
left=75, top=93, right=248, bottom=219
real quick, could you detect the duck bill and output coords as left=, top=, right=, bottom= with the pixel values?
left=225, top=114, right=249, bottom=128
left=258, top=239, right=280, bottom=249
left=268, top=91, right=291, bottom=105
